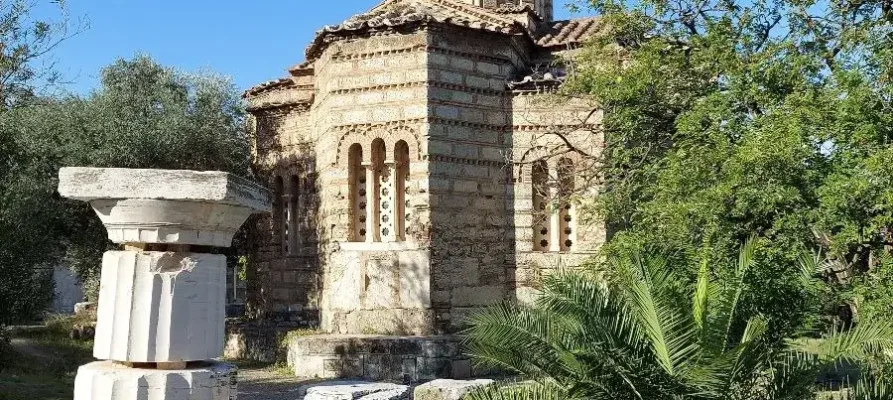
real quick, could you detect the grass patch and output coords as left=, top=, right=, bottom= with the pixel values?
left=0, top=314, right=95, bottom=400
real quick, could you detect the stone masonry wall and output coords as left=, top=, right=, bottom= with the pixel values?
left=424, top=27, right=527, bottom=332
left=312, top=31, right=435, bottom=335
left=510, top=92, right=605, bottom=303
left=249, top=86, right=322, bottom=315
left=245, top=23, right=608, bottom=332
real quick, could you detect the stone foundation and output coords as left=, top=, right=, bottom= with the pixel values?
left=287, top=335, right=479, bottom=382
left=223, top=315, right=319, bottom=363
left=73, top=361, right=237, bottom=400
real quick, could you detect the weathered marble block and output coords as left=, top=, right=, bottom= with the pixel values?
left=58, top=167, right=269, bottom=247
left=93, top=251, right=226, bottom=363
left=301, top=381, right=410, bottom=400
left=414, top=379, right=495, bottom=400
left=74, top=361, right=237, bottom=400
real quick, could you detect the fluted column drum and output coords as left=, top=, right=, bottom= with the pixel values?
left=93, top=251, right=227, bottom=363
left=74, top=361, right=237, bottom=400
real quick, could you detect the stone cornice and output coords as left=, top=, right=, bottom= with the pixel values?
left=248, top=101, right=312, bottom=114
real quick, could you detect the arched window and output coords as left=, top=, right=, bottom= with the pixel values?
left=530, top=158, right=576, bottom=252
left=288, top=175, right=300, bottom=255
left=394, top=140, right=410, bottom=241
left=531, top=160, right=550, bottom=251
left=557, top=158, right=575, bottom=251
left=348, top=144, right=366, bottom=242
left=346, top=138, right=412, bottom=243
left=273, top=176, right=286, bottom=254
left=371, top=139, right=387, bottom=242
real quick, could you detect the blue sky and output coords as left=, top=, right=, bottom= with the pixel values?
left=36, top=1, right=593, bottom=95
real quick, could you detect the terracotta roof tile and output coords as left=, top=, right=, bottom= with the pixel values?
left=536, top=17, right=603, bottom=48
left=493, top=4, right=533, bottom=13
left=243, top=78, right=294, bottom=98
left=305, top=0, right=524, bottom=60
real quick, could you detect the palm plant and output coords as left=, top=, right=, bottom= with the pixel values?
left=463, top=239, right=893, bottom=399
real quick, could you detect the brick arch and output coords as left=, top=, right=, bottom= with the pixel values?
left=333, top=124, right=422, bottom=167
left=516, top=146, right=582, bottom=183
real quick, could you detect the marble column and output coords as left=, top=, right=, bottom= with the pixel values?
left=58, top=167, right=270, bottom=400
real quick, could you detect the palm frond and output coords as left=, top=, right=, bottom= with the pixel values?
left=791, top=321, right=893, bottom=366
left=711, top=235, right=758, bottom=350
left=847, top=377, right=893, bottom=400
left=620, top=251, right=702, bottom=381
left=693, top=258, right=710, bottom=331
left=465, top=380, right=573, bottom=400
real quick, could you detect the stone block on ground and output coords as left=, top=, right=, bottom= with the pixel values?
left=73, top=360, right=237, bottom=400
left=414, top=379, right=495, bottom=400
left=301, top=381, right=410, bottom=400
left=74, top=302, right=96, bottom=316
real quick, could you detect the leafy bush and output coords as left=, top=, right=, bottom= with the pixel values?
left=565, top=0, right=893, bottom=336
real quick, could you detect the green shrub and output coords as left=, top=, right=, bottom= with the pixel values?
left=465, top=240, right=893, bottom=399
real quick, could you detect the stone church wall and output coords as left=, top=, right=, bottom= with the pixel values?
left=245, top=22, right=608, bottom=334
left=423, top=28, right=523, bottom=332
left=312, top=31, right=435, bottom=335
left=509, top=92, right=605, bottom=303
left=248, top=97, right=322, bottom=315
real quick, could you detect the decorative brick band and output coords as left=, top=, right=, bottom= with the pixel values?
left=249, top=101, right=311, bottom=113
left=327, top=42, right=512, bottom=66
left=427, top=46, right=512, bottom=64
left=429, top=117, right=507, bottom=131
left=512, top=124, right=599, bottom=132
left=328, top=117, right=508, bottom=133
left=427, top=154, right=504, bottom=167
left=327, top=80, right=506, bottom=97
left=330, top=44, right=427, bottom=62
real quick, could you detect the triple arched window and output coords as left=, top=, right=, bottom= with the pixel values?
left=348, top=139, right=410, bottom=243
left=531, top=157, right=576, bottom=252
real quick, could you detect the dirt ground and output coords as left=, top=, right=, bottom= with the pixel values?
left=1, top=320, right=311, bottom=400
left=236, top=367, right=310, bottom=400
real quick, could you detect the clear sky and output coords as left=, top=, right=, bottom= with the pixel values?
left=35, top=0, right=593, bottom=95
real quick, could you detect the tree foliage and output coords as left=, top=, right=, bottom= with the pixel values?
left=465, top=241, right=893, bottom=399
left=560, top=0, right=893, bottom=329
left=1, top=0, right=81, bottom=110
left=0, top=55, right=251, bottom=324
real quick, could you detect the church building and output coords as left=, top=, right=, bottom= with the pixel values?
left=243, top=0, right=606, bottom=337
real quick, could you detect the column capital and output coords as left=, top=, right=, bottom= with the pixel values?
left=58, top=167, right=271, bottom=247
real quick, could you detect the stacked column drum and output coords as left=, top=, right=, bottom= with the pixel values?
left=58, top=167, right=270, bottom=400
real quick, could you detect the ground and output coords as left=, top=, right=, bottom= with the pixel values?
left=0, top=316, right=849, bottom=400
left=0, top=316, right=308, bottom=400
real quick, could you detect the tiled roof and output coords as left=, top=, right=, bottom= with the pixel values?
left=243, top=78, right=294, bottom=98
left=305, top=0, right=525, bottom=59
left=535, top=17, right=603, bottom=48
left=493, top=4, right=533, bottom=13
